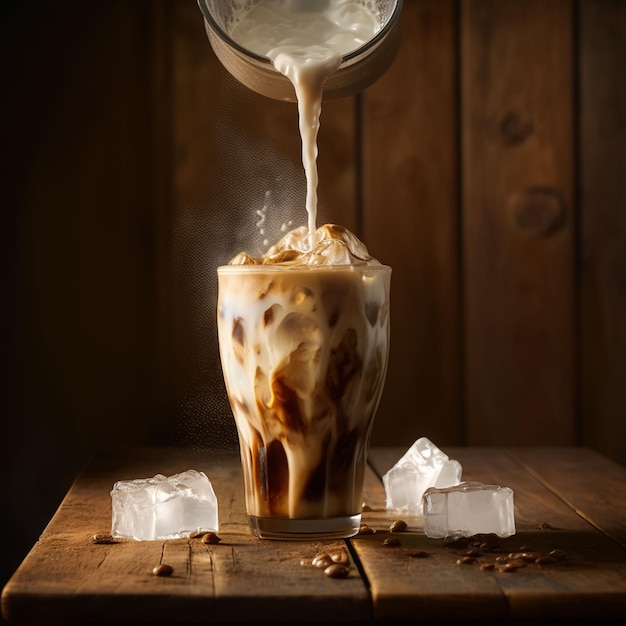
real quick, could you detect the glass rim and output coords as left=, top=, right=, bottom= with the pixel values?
left=198, top=0, right=404, bottom=67
left=217, top=263, right=392, bottom=273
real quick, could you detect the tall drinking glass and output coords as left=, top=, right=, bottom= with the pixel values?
left=217, top=264, right=391, bottom=539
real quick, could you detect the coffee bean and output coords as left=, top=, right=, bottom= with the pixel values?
left=535, top=556, right=557, bottom=566
left=508, top=552, right=536, bottom=563
left=324, top=563, right=350, bottom=579
left=361, top=502, right=373, bottom=512
left=473, top=533, right=501, bottom=547
left=92, top=533, right=114, bottom=544
left=312, top=553, right=333, bottom=569
left=190, top=531, right=208, bottom=539
left=548, top=549, right=568, bottom=561
left=389, top=520, right=407, bottom=533
left=480, top=563, right=496, bottom=571
left=499, top=563, right=517, bottom=573
left=456, top=556, right=475, bottom=565
left=507, top=558, right=527, bottom=568
left=409, top=550, right=429, bottom=558
left=358, top=524, right=375, bottom=535
left=383, top=537, right=400, bottom=546
left=479, top=542, right=502, bottom=553
left=299, top=558, right=312, bottom=566
left=152, top=564, right=174, bottom=577
left=329, top=550, right=350, bottom=565
left=539, top=522, right=557, bottom=530
left=472, top=535, right=504, bottom=552
left=201, top=532, right=221, bottom=545
left=465, top=549, right=482, bottom=558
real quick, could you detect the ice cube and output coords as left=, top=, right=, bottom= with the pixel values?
left=111, top=469, right=218, bottom=540
left=422, top=481, right=516, bottom=540
left=382, top=437, right=462, bottom=515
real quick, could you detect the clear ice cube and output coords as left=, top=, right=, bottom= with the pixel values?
left=382, top=437, right=462, bottom=515
left=422, top=481, right=516, bottom=539
left=111, top=469, right=218, bottom=540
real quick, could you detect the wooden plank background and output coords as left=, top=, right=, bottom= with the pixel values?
left=362, top=0, right=462, bottom=447
left=462, top=0, right=576, bottom=447
left=1, top=0, right=625, bottom=610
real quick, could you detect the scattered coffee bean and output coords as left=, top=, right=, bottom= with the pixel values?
left=300, top=558, right=312, bottom=566
left=312, top=553, right=333, bottom=569
left=465, top=549, right=482, bottom=558
left=508, top=552, right=537, bottom=563
left=479, top=542, right=502, bottom=553
left=457, top=534, right=503, bottom=552
left=547, top=548, right=565, bottom=560
left=456, top=556, right=476, bottom=565
left=383, top=537, right=401, bottom=547
left=190, top=531, right=208, bottom=539
left=409, top=550, right=429, bottom=558
left=358, top=524, right=375, bottom=535
left=442, top=533, right=569, bottom=575
left=539, top=522, right=557, bottom=530
left=324, top=563, right=350, bottom=579
left=389, top=519, right=408, bottom=533
left=92, top=533, right=114, bottom=544
left=201, top=532, right=221, bottom=545
left=472, top=533, right=502, bottom=548
left=361, top=502, right=373, bottom=512
left=152, top=564, right=174, bottom=577
left=329, top=550, right=350, bottom=565
left=499, top=563, right=518, bottom=573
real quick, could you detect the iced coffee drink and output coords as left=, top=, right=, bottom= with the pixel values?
left=208, top=0, right=395, bottom=538
left=217, top=224, right=390, bottom=539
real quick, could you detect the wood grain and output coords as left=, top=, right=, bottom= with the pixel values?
left=508, top=446, right=626, bottom=549
left=578, top=0, right=626, bottom=466
left=461, top=0, right=576, bottom=446
left=362, top=0, right=462, bottom=448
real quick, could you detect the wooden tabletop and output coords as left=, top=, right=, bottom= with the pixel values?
left=2, top=446, right=626, bottom=623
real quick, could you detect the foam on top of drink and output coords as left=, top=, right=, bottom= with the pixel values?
left=227, top=223, right=383, bottom=267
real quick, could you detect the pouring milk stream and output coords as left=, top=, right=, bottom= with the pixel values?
left=229, top=0, right=379, bottom=237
